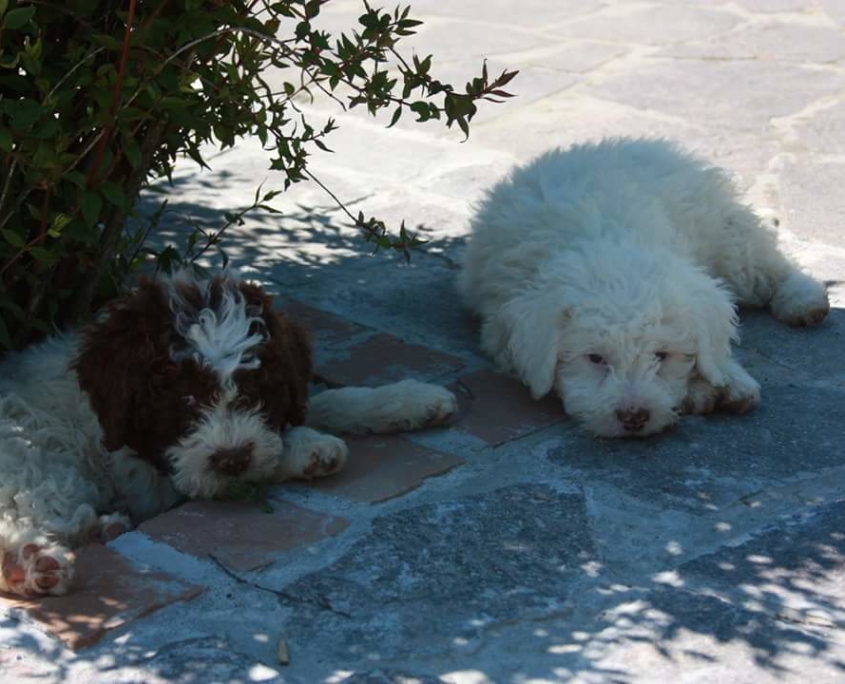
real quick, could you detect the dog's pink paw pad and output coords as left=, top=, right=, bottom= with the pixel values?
left=1, top=544, right=74, bottom=598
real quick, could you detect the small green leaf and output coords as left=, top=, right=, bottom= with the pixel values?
left=81, top=191, right=103, bottom=228
left=100, top=181, right=126, bottom=209
left=0, top=0, right=8, bottom=18
left=124, top=138, right=141, bottom=169
left=64, top=171, right=87, bottom=189
left=1, top=228, right=24, bottom=248
left=3, top=5, right=35, bottom=30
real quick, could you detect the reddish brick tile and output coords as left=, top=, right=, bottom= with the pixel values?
left=1, top=545, right=202, bottom=650
left=307, top=435, right=465, bottom=503
left=138, top=501, right=349, bottom=573
left=279, top=299, right=371, bottom=345
left=315, top=333, right=465, bottom=387
left=452, top=369, right=566, bottom=446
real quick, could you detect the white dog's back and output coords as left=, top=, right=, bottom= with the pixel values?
left=460, top=139, right=769, bottom=311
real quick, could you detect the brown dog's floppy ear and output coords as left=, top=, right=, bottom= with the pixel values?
left=73, top=279, right=173, bottom=453
left=235, top=281, right=313, bottom=429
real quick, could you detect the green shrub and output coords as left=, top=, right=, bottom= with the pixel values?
left=0, top=0, right=516, bottom=350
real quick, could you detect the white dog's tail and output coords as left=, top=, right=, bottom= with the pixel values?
left=304, top=379, right=457, bottom=435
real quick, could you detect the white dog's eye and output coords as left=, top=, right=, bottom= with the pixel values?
left=655, top=351, right=669, bottom=362
left=587, top=353, right=606, bottom=365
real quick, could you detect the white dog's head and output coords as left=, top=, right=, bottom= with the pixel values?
left=494, top=239, right=738, bottom=437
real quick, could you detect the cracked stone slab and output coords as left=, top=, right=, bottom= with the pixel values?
left=452, top=369, right=567, bottom=446
left=138, top=501, right=349, bottom=573
left=1, top=545, right=203, bottom=650
left=305, top=435, right=465, bottom=503
left=279, top=485, right=594, bottom=669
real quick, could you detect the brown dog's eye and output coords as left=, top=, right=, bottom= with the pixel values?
left=587, top=353, right=605, bottom=365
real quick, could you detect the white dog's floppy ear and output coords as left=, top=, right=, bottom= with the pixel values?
left=490, top=288, right=569, bottom=399
left=686, top=273, right=739, bottom=387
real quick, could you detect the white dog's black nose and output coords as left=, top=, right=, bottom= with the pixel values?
left=616, top=408, right=650, bottom=433
left=209, top=442, right=255, bottom=475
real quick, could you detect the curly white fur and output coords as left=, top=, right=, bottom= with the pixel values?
left=459, top=138, right=829, bottom=438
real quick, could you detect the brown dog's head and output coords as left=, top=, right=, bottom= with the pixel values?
left=73, top=270, right=311, bottom=498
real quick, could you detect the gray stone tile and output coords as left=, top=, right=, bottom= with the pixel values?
left=662, top=21, right=845, bottom=63
left=791, top=100, right=845, bottom=156
left=551, top=4, right=740, bottom=44
left=677, top=499, right=845, bottom=629
left=546, top=382, right=845, bottom=512
left=779, top=159, right=845, bottom=249
left=280, top=485, right=594, bottom=664
left=590, top=59, right=845, bottom=132
left=408, top=0, right=605, bottom=27
left=737, top=308, right=845, bottom=383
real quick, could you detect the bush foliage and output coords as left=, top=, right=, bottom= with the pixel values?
left=0, top=0, right=516, bottom=350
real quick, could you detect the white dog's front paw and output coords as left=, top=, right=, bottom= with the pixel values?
left=383, top=381, right=458, bottom=432
left=771, top=271, right=829, bottom=327
left=717, top=360, right=761, bottom=414
left=1, top=542, right=74, bottom=598
left=281, top=427, right=348, bottom=481
left=681, top=374, right=719, bottom=415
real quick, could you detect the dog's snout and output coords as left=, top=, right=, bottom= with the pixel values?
left=616, top=407, right=650, bottom=433
left=208, top=442, right=255, bottom=476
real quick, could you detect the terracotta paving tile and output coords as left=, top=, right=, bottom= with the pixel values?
left=306, top=435, right=465, bottom=503
left=138, top=500, right=349, bottom=573
left=1, top=544, right=203, bottom=650
left=451, top=369, right=566, bottom=446
left=315, top=333, right=466, bottom=387
left=279, top=299, right=372, bottom=346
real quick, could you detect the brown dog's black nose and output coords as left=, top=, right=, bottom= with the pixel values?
left=209, top=442, right=254, bottom=475
left=616, top=408, right=650, bottom=433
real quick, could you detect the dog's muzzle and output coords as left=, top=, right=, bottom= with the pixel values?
left=208, top=442, right=255, bottom=476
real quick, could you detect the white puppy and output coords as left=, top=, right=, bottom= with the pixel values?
left=459, top=138, right=829, bottom=438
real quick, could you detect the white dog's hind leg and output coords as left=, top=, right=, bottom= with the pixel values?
left=276, top=426, right=348, bottom=481
left=716, top=206, right=829, bottom=326
left=769, top=271, right=830, bottom=327
left=305, top=379, right=458, bottom=435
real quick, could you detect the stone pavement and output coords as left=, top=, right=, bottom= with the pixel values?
left=3, top=0, right=845, bottom=682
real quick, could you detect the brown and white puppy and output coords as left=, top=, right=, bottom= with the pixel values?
left=0, top=270, right=456, bottom=598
